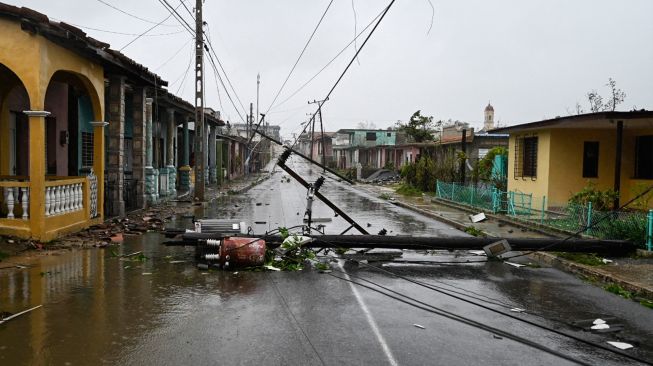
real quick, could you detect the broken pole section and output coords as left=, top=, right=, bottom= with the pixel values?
left=253, top=129, right=355, bottom=185
left=277, top=150, right=369, bottom=235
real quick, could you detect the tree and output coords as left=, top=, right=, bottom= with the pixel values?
left=356, top=121, right=377, bottom=129
left=585, top=78, right=626, bottom=112
left=395, top=110, right=439, bottom=143
left=604, top=78, right=626, bottom=112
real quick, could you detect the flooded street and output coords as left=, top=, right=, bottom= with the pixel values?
left=2, top=157, right=653, bottom=365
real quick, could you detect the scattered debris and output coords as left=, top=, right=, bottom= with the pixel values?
left=0, top=305, right=42, bottom=325
left=591, top=323, right=610, bottom=330
left=483, top=239, right=511, bottom=258
left=142, top=272, right=152, bottom=276
left=509, top=308, right=525, bottom=313
left=602, top=258, right=614, bottom=264
left=122, top=251, right=143, bottom=258
left=412, top=324, right=425, bottom=329
left=505, top=262, right=526, bottom=268
left=607, top=341, right=633, bottom=350
left=264, top=265, right=281, bottom=271
left=492, top=334, right=503, bottom=340
left=468, top=250, right=486, bottom=256
left=469, top=213, right=486, bottom=223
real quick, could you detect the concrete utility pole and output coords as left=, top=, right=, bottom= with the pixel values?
left=308, top=98, right=328, bottom=169
left=194, top=0, right=205, bottom=201
left=306, top=112, right=316, bottom=160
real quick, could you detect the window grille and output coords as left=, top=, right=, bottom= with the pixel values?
left=514, top=135, right=537, bottom=179
left=81, top=132, right=94, bottom=168
left=635, top=135, right=653, bottom=179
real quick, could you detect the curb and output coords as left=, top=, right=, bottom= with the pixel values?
left=390, top=200, right=470, bottom=232
left=431, top=197, right=564, bottom=238
left=529, top=251, right=653, bottom=300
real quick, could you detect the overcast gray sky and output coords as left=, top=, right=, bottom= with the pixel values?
left=11, top=0, right=653, bottom=137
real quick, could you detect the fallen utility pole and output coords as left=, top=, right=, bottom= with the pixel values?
left=167, top=233, right=633, bottom=255
left=253, top=128, right=355, bottom=185
left=277, top=149, right=369, bottom=235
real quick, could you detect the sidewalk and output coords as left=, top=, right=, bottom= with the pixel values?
left=359, top=183, right=653, bottom=302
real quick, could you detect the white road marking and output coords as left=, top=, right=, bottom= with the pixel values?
left=339, top=262, right=399, bottom=366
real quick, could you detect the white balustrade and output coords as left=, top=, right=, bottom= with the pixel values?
left=44, top=182, right=85, bottom=217
left=6, top=187, right=14, bottom=219
left=21, top=188, right=28, bottom=219
left=1, top=186, right=29, bottom=219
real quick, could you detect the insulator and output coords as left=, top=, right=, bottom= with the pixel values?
left=224, top=261, right=229, bottom=269
left=206, top=239, right=221, bottom=246
left=205, top=254, right=220, bottom=260
left=225, top=255, right=230, bottom=261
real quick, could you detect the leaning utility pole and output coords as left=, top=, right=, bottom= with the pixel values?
left=306, top=112, right=316, bottom=160
left=193, top=0, right=205, bottom=201
left=308, top=97, right=329, bottom=169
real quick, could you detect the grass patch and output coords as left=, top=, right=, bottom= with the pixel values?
left=464, top=226, right=486, bottom=237
left=604, top=283, right=633, bottom=299
left=639, top=299, right=653, bottom=309
left=555, top=252, right=605, bottom=266
left=395, top=184, right=422, bottom=197
left=378, top=193, right=392, bottom=200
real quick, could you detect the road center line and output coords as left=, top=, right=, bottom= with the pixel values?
left=338, top=262, right=399, bottom=366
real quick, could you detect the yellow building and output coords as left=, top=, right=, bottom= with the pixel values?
left=0, top=4, right=161, bottom=241
left=496, top=111, right=653, bottom=209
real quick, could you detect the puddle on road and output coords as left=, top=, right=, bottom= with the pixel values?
left=0, top=230, right=267, bottom=365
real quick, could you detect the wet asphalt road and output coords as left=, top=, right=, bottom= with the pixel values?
left=1, top=156, right=653, bottom=365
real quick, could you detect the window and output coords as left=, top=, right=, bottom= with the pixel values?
left=635, top=135, right=653, bottom=179
left=366, top=132, right=376, bottom=141
left=582, top=141, right=599, bottom=178
left=387, top=132, right=392, bottom=137
left=514, top=135, right=538, bottom=179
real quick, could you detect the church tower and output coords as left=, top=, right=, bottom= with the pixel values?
left=484, top=102, right=494, bottom=131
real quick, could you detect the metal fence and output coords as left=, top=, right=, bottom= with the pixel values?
left=435, top=180, right=653, bottom=250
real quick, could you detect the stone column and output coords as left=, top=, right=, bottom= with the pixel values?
left=178, top=117, right=191, bottom=191
left=131, top=87, right=147, bottom=209
left=23, top=110, right=49, bottom=239
left=166, top=108, right=176, bottom=196
left=144, top=98, right=157, bottom=204
left=209, top=126, right=217, bottom=184
left=107, top=75, right=126, bottom=216
left=216, top=139, right=223, bottom=186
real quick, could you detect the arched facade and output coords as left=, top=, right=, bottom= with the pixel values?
left=0, top=16, right=106, bottom=240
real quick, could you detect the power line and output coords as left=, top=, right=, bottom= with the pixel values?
left=205, top=39, right=248, bottom=117
left=289, top=0, right=398, bottom=152
left=350, top=262, right=651, bottom=365
left=119, top=3, right=180, bottom=51
left=154, top=38, right=193, bottom=70
left=158, top=0, right=195, bottom=35
left=50, top=18, right=185, bottom=36
left=156, top=0, right=248, bottom=121
left=94, top=0, right=180, bottom=27
left=270, top=7, right=385, bottom=112
left=327, top=270, right=593, bottom=366
left=265, top=0, right=335, bottom=114
left=206, top=51, right=246, bottom=123
left=174, top=43, right=194, bottom=95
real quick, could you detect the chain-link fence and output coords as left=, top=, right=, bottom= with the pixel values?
left=435, top=180, right=653, bottom=249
